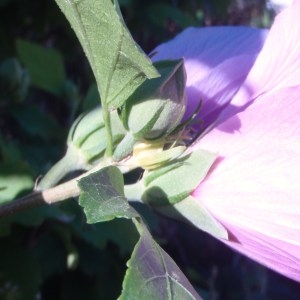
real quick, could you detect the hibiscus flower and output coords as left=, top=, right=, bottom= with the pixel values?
left=152, top=1, right=300, bottom=282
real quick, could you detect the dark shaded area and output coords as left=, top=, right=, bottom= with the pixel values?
left=155, top=215, right=300, bottom=300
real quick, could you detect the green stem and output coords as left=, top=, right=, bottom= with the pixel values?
left=102, top=102, right=114, bottom=157
left=0, top=160, right=109, bottom=217
left=37, top=148, right=82, bottom=190
left=0, top=159, right=141, bottom=218
left=0, top=176, right=80, bottom=217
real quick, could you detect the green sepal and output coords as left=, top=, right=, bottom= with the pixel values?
left=68, top=106, right=105, bottom=148
left=156, top=196, right=228, bottom=240
left=78, top=166, right=138, bottom=223
left=69, top=107, right=125, bottom=155
left=142, top=149, right=217, bottom=206
left=119, top=59, right=186, bottom=140
left=113, top=132, right=136, bottom=162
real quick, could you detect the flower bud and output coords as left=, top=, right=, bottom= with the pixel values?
left=38, top=107, right=126, bottom=189
left=67, top=106, right=125, bottom=165
left=118, top=59, right=186, bottom=140
left=132, top=140, right=186, bottom=170
left=68, top=106, right=105, bottom=159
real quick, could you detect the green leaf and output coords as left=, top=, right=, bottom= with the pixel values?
left=16, top=39, right=66, bottom=95
left=142, top=150, right=217, bottom=206
left=54, top=0, right=159, bottom=109
left=78, top=166, right=138, bottom=223
left=78, top=166, right=202, bottom=299
left=120, top=219, right=202, bottom=300
left=0, top=162, right=34, bottom=204
left=10, top=104, right=61, bottom=139
left=157, top=196, right=228, bottom=240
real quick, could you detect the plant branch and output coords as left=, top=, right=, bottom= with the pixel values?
left=37, top=147, right=80, bottom=190
left=0, top=161, right=110, bottom=217
left=0, top=159, right=138, bottom=217
left=0, top=175, right=80, bottom=218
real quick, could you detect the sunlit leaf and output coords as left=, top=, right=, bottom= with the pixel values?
left=54, top=0, right=159, bottom=109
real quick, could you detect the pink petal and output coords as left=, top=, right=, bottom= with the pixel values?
left=151, top=27, right=268, bottom=128
left=223, top=224, right=300, bottom=282
left=232, top=0, right=300, bottom=107
left=192, top=86, right=300, bottom=281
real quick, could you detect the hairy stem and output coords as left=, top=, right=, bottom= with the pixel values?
left=0, top=178, right=80, bottom=217
left=0, top=161, right=109, bottom=217
left=37, top=148, right=80, bottom=190
left=0, top=159, right=138, bottom=217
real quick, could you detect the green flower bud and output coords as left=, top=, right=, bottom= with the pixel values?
left=118, top=59, right=186, bottom=140
left=68, top=106, right=125, bottom=164
left=38, top=107, right=126, bottom=189
left=67, top=106, right=107, bottom=164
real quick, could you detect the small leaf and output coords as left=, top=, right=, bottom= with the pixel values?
left=16, top=39, right=66, bottom=95
left=120, top=219, right=202, bottom=300
left=157, top=196, right=228, bottom=240
left=78, top=166, right=138, bottom=223
left=142, top=150, right=217, bottom=205
left=54, top=0, right=159, bottom=109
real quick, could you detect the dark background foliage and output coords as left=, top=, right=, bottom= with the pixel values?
left=1, top=0, right=300, bottom=299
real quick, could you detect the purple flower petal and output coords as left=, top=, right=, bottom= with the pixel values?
left=152, top=26, right=268, bottom=128
left=192, top=86, right=300, bottom=281
left=231, top=0, right=300, bottom=108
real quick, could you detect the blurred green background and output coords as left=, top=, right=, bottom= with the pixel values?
left=1, top=0, right=300, bottom=299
